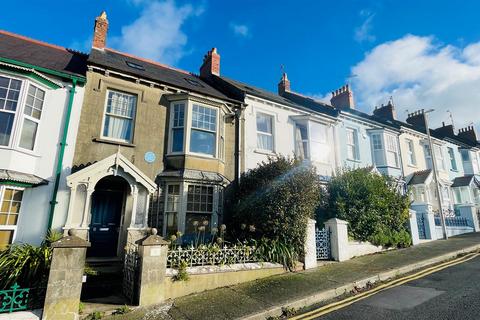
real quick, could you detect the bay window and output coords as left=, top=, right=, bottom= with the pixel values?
left=164, top=184, right=180, bottom=236
left=0, top=74, right=46, bottom=151
left=171, top=103, right=185, bottom=152
left=168, top=101, right=223, bottom=158
left=190, top=104, right=217, bottom=156
left=371, top=134, right=383, bottom=165
left=19, top=85, right=44, bottom=150
left=102, top=90, right=137, bottom=143
left=256, top=112, right=274, bottom=152
left=310, top=122, right=330, bottom=163
left=185, top=185, right=214, bottom=234
left=0, top=76, right=22, bottom=146
left=0, top=186, right=23, bottom=250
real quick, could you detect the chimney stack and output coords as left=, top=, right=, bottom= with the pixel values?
left=330, top=84, right=355, bottom=110
left=405, top=109, right=427, bottom=129
left=457, top=125, right=478, bottom=144
left=373, top=100, right=397, bottom=120
left=432, top=122, right=455, bottom=138
left=92, top=11, right=109, bottom=49
left=278, top=72, right=290, bottom=96
left=200, top=48, right=220, bottom=78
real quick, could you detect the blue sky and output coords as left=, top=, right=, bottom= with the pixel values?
left=2, top=0, right=480, bottom=130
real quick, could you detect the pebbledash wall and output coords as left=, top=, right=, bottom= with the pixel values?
left=0, top=69, right=85, bottom=246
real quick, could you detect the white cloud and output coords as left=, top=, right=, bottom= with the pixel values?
left=350, top=35, right=480, bottom=131
left=230, top=23, right=250, bottom=38
left=110, top=0, right=203, bottom=65
left=354, top=10, right=376, bottom=43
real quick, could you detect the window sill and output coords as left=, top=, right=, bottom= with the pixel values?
left=346, top=158, right=361, bottom=163
left=254, top=149, right=276, bottom=156
left=0, top=145, right=41, bottom=158
left=92, top=137, right=136, bottom=148
left=450, top=169, right=459, bottom=173
left=407, top=164, right=418, bottom=168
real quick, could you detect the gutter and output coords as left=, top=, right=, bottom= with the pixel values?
left=47, top=78, right=78, bottom=230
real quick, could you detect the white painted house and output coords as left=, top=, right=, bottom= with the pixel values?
left=200, top=55, right=340, bottom=179
left=0, top=31, right=86, bottom=247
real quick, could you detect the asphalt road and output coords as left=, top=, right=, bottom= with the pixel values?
left=314, top=255, right=480, bottom=320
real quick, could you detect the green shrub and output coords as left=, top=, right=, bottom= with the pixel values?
left=231, top=156, right=322, bottom=263
left=0, top=229, right=62, bottom=289
left=86, top=311, right=104, bottom=320
left=172, top=260, right=189, bottom=282
left=252, top=238, right=299, bottom=270
left=113, top=305, right=132, bottom=315
left=324, top=168, right=411, bottom=248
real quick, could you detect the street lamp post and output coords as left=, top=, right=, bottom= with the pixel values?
left=423, top=109, right=448, bottom=240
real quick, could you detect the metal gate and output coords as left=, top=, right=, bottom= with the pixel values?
left=123, top=246, right=139, bottom=304
left=315, top=227, right=331, bottom=260
left=417, top=214, right=427, bottom=239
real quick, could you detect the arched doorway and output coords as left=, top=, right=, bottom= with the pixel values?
left=88, top=176, right=129, bottom=257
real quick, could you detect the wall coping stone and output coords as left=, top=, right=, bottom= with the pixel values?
left=51, top=233, right=91, bottom=248
left=166, top=262, right=283, bottom=276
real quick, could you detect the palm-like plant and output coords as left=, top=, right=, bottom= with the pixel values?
left=0, top=229, right=62, bottom=289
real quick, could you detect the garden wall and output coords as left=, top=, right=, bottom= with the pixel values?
left=163, top=262, right=285, bottom=299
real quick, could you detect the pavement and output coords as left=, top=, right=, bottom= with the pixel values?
left=100, top=232, right=480, bottom=320
left=307, top=252, right=480, bottom=319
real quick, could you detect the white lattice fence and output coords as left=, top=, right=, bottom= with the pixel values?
left=167, top=246, right=258, bottom=268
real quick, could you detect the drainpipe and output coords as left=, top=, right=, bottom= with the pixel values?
left=47, top=78, right=78, bottom=230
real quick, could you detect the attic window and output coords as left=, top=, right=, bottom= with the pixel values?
left=184, top=78, right=204, bottom=87
left=126, top=61, right=145, bottom=71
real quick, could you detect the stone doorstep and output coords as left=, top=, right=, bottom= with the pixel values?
left=80, top=300, right=137, bottom=319
left=239, top=242, right=480, bottom=320
left=0, top=309, right=42, bottom=320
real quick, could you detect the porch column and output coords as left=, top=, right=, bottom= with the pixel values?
left=143, top=193, right=151, bottom=228
left=64, top=185, right=77, bottom=227
left=81, top=186, right=94, bottom=228
left=130, top=185, right=139, bottom=227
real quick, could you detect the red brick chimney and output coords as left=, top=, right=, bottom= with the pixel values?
left=278, top=72, right=290, bottom=96
left=93, top=11, right=109, bottom=50
left=200, top=48, right=220, bottom=78
left=457, top=125, right=478, bottom=144
left=373, top=100, right=397, bottom=120
left=330, top=84, right=355, bottom=110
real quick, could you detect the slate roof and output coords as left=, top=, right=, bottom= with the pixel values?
left=0, top=30, right=87, bottom=77
left=281, top=91, right=338, bottom=117
left=451, top=175, right=480, bottom=188
left=408, top=169, right=432, bottom=185
left=88, top=48, right=238, bottom=103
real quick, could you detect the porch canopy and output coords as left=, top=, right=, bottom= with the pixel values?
left=64, top=152, right=156, bottom=239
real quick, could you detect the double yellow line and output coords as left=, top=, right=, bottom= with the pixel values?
left=290, top=252, right=479, bottom=320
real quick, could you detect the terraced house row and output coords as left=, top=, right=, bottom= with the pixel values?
left=1, top=12, right=479, bottom=254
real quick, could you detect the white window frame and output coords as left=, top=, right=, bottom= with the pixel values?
left=385, top=134, right=399, bottom=168
left=371, top=133, right=383, bottom=166
left=100, top=89, right=137, bottom=144
left=167, top=100, right=222, bottom=159
left=295, top=122, right=309, bottom=160
left=406, top=138, right=417, bottom=166
left=18, top=84, right=45, bottom=151
left=163, top=183, right=181, bottom=236
left=447, top=147, right=458, bottom=171
left=434, top=145, right=446, bottom=171
left=0, top=185, right=24, bottom=247
left=256, top=112, right=275, bottom=153
left=346, top=128, right=359, bottom=160
left=0, top=73, right=49, bottom=154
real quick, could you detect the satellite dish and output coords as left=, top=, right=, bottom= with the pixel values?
left=144, top=151, right=156, bottom=163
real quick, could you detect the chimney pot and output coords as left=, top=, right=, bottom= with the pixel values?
left=330, top=84, right=355, bottom=110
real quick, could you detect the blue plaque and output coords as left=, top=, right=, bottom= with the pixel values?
left=144, top=151, right=156, bottom=163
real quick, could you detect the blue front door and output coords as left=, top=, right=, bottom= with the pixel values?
left=88, top=190, right=123, bottom=257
